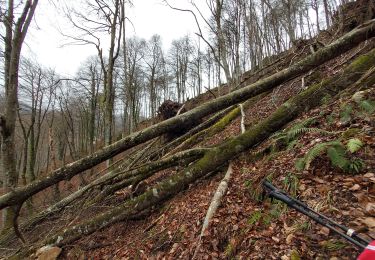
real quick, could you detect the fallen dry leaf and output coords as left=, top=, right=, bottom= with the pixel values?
left=349, top=184, right=361, bottom=191
left=365, top=203, right=375, bottom=216
left=286, top=234, right=294, bottom=245
left=318, top=227, right=330, bottom=237
left=361, top=217, right=375, bottom=228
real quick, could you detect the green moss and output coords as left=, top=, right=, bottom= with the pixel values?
left=14, top=47, right=375, bottom=260
left=290, top=249, right=301, bottom=260
left=208, top=107, right=240, bottom=135
left=350, top=53, right=375, bottom=70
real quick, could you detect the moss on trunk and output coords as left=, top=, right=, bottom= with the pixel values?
left=173, top=92, right=269, bottom=153
left=11, top=48, right=375, bottom=260
left=2, top=21, right=374, bottom=211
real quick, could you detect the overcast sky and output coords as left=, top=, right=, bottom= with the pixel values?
left=23, top=0, right=207, bottom=77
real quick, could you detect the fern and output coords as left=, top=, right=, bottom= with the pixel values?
left=326, top=114, right=335, bottom=125
left=286, top=127, right=332, bottom=140
left=248, top=211, right=262, bottom=226
left=327, top=146, right=348, bottom=169
left=347, top=138, right=363, bottom=153
left=297, top=139, right=365, bottom=173
left=358, top=99, right=375, bottom=114
left=283, top=172, right=299, bottom=197
left=303, top=141, right=342, bottom=170
left=271, top=119, right=332, bottom=152
left=339, top=104, right=353, bottom=123
left=271, top=117, right=318, bottom=139
left=322, top=240, right=346, bottom=251
left=296, top=221, right=312, bottom=231
left=321, top=95, right=332, bottom=105
left=345, top=158, right=365, bottom=173
left=287, top=139, right=299, bottom=150
left=262, top=205, right=282, bottom=226
left=341, top=128, right=361, bottom=139
left=295, top=158, right=306, bottom=171
left=244, top=180, right=263, bottom=202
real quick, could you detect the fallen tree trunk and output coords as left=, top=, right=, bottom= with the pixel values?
left=169, top=92, right=268, bottom=154
left=88, top=148, right=209, bottom=205
left=13, top=47, right=375, bottom=259
left=193, top=102, right=248, bottom=258
left=151, top=106, right=236, bottom=159
left=0, top=148, right=207, bottom=246
left=1, top=20, right=375, bottom=211
left=192, top=163, right=233, bottom=260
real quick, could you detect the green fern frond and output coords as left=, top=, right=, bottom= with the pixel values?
left=286, top=127, right=333, bottom=140
left=345, top=159, right=365, bottom=173
left=327, top=146, right=349, bottom=169
left=270, top=131, right=284, bottom=139
left=287, top=139, right=299, bottom=150
left=339, top=104, right=353, bottom=123
left=283, top=172, right=299, bottom=196
left=304, top=141, right=342, bottom=170
left=248, top=211, right=262, bottom=226
left=341, top=128, right=361, bottom=139
left=297, top=137, right=365, bottom=173
left=322, top=240, right=347, bottom=251
left=271, top=119, right=331, bottom=152
left=295, top=158, right=306, bottom=171
left=291, top=117, right=318, bottom=130
left=347, top=138, right=363, bottom=153
left=358, top=99, right=375, bottom=114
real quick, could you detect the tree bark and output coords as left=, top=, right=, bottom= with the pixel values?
left=12, top=47, right=375, bottom=259
left=168, top=92, right=268, bottom=154
left=1, top=0, right=39, bottom=232
left=0, top=20, right=374, bottom=211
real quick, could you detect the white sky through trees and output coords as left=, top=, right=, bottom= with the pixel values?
left=23, top=0, right=206, bottom=76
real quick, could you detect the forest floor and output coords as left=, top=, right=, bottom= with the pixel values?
left=61, top=40, right=375, bottom=259
left=1, top=6, right=374, bottom=258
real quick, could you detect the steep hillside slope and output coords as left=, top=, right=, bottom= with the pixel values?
left=0, top=3, right=374, bottom=259
left=64, top=40, right=375, bottom=260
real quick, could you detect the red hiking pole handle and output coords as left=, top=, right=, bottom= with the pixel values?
left=358, top=240, right=375, bottom=260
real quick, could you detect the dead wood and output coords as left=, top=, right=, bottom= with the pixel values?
left=11, top=46, right=375, bottom=260
left=193, top=102, right=247, bottom=258
left=151, top=106, right=236, bottom=160
left=89, top=148, right=209, bottom=204
left=0, top=148, right=207, bottom=246
left=167, top=91, right=268, bottom=155
left=1, top=20, right=375, bottom=211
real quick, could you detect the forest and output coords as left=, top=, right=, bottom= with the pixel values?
left=0, top=0, right=375, bottom=259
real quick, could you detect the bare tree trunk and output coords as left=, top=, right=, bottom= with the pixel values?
left=0, top=0, right=39, bottom=232
left=0, top=21, right=374, bottom=210
left=13, top=47, right=375, bottom=258
left=323, top=0, right=331, bottom=28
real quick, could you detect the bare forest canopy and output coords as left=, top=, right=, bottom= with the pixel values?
left=2, top=0, right=374, bottom=188
left=1, top=0, right=375, bottom=258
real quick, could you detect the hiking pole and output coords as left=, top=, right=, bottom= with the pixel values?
left=262, top=180, right=371, bottom=250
